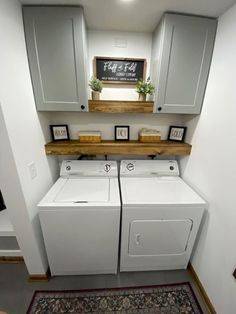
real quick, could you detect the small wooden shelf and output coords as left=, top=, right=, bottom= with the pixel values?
left=45, top=140, right=191, bottom=156
left=89, top=100, right=154, bottom=113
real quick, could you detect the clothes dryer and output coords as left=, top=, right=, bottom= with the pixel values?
left=119, top=160, right=206, bottom=271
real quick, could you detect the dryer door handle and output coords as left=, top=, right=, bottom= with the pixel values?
left=135, top=233, right=141, bottom=245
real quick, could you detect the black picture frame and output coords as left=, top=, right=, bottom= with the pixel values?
left=115, top=125, right=130, bottom=141
left=168, top=126, right=187, bottom=142
left=94, top=57, right=146, bottom=84
left=50, top=125, right=70, bottom=141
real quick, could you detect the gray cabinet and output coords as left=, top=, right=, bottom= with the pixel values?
left=151, top=13, right=217, bottom=114
left=23, top=7, right=88, bottom=111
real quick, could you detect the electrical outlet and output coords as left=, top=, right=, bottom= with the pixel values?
left=28, top=162, right=37, bottom=180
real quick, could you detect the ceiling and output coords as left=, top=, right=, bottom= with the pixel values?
left=20, top=0, right=236, bottom=32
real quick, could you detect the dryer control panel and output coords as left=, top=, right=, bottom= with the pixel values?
left=120, top=160, right=179, bottom=177
left=60, top=160, right=118, bottom=177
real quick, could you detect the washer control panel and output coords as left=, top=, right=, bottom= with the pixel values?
left=60, top=160, right=118, bottom=177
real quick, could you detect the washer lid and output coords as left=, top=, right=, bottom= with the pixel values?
left=120, top=177, right=205, bottom=205
left=54, top=178, right=110, bottom=202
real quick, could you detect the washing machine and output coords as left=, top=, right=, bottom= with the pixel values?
left=119, top=160, right=206, bottom=272
left=38, top=160, right=120, bottom=276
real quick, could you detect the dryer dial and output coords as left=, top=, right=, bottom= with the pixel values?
left=127, top=163, right=134, bottom=171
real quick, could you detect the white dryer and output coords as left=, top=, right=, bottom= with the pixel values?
left=119, top=160, right=206, bottom=272
left=38, top=160, right=120, bottom=276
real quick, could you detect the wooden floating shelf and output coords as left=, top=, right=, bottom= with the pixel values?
left=88, top=100, right=154, bottom=113
left=45, top=140, right=192, bottom=156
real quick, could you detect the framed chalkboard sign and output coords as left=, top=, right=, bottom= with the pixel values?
left=94, top=57, right=146, bottom=84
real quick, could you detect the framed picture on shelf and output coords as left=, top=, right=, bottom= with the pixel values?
left=94, top=57, right=146, bottom=84
left=114, top=125, right=130, bottom=141
left=50, top=125, right=70, bottom=141
left=168, top=126, right=187, bottom=142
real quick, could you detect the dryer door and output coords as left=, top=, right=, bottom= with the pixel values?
left=129, top=219, right=192, bottom=256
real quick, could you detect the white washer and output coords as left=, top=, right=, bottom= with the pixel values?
left=38, top=160, right=120, bottom=276
left=119, top=160, right=206, bottom=272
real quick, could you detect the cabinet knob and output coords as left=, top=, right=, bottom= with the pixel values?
left=157, top=107, right=162, bottom=111
left=81, top=105, right=85, bottom=110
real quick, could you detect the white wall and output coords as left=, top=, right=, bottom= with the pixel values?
left=51, top=30, right=184, bottom=140
left=50, top=111, right=184, bottom=141
left=180, top=4, right=236, bottom=313
left=88, top=30, right=152, bottom=100
left=0, top=0, right=58, bottom=274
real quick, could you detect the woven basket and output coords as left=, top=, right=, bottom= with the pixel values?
left=139, top=128, right=161, bottom=143
left=79, top=136, right=101, bottom=143
left=78, top=131, right=101, bottom=143
left=139, top=134, right=161, bottom=143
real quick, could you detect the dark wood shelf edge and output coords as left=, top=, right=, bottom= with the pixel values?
left=88, top=100, right=154, bottom=113
left=45, top=140, right=192, bottom=156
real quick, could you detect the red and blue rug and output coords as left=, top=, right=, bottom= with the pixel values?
left=27, top=282, right=203, bottom=313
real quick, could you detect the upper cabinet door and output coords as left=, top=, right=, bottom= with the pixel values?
left=23, top=7, right=88, bottom=111
left=152, top=14, right=217, bottom=114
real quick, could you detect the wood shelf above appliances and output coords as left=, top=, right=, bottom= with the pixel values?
left=88, top=100, right=154, bottom=113
left=45, top=140, right=191, bottom=156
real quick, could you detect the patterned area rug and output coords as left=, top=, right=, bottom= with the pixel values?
left=27, top=282, right=203, bottom=314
